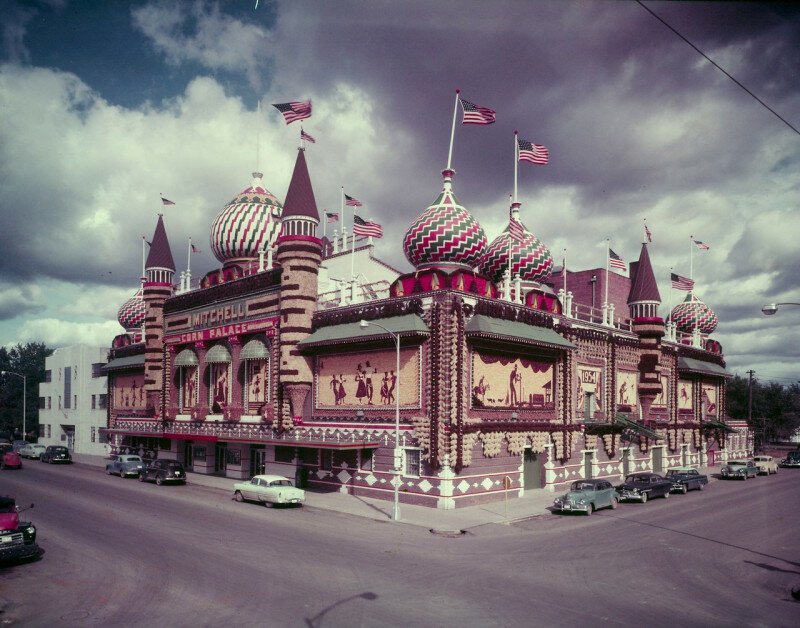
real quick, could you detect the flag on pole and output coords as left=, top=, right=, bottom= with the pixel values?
left=609, top=248, right=626, bottom=271
left=508, top=219, right=525, bottom=242
left=272, top=100, right=312, bottom=124
left=644, top=224, right=652, bottom=243
left=517, top=139, right=549, bottom=165
left=353, top=215, right=383, bottom=238
left=694, top=240, right=710, bottom=250
left=300, top=128, right=316, bottom=143
left=670, top=273, right=694, bottom=291
left=344, top=194, right=362, bottom=207
left=161, top=197, right=175, bottom=206
left=326, top=212, right=339, bottom=223
left=191, top=244, right=201, bottom=254
left=459, top=98, right=496, bottom=125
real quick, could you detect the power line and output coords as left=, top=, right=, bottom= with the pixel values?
left=636, top=1, right=800, bottom=137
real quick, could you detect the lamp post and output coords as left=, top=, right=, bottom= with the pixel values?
left=761, top=302, right=800, bottom=315
left=1, top=370, right=26, bottom=439
left=359, top=319, right=401, bottom=521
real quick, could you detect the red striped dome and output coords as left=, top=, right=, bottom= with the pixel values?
left=118, top=287, right=145, bottom=331
left=210, top=172, right=283, bottom=264
left=479, top=204, right=553, bottom=283
left=671, top=293, right=718, bottom=334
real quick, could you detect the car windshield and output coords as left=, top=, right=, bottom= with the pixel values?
left=270, top=480, right=293, bottom=487
left=0, top=502, right=15, bottom=514
left=168, top=464, right=183, bottom=471
left=123, top=456, right=142, bottom=462
left=729, top=461, right=745, bottom=465
left=625, top=475, right=643, bottom=483
left=570, top=482, right=594, bottom=491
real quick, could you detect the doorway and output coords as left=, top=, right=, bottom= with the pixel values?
left=622, top=448, right=632, bottom=477
left=523, top=449, right=543, bottom=489
left=583, top=451, right=594, bottom=479
left=183, top=441, right=194, bottom=469
left=215, top=442, right=227, bottom=474
left=652, top=446, right=664, bottom=474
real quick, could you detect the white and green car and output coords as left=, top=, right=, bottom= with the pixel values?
left=553, top=479, right=619, bottom=515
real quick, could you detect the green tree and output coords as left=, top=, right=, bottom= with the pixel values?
left=0, top=342, right=53, bottom=439
left=726, top=375, right=800, bottom=446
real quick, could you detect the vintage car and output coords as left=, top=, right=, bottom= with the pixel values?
left=40, top=446, right=72, bottom=464
left=665, top=467, right=708, bottom=493
left=0, top=497, right=40, bottom=563
left=1, top=444, right=23, bottom=470
left=106, top=455, right=146, bottom=478
left=780, top=451, right=800, bottom=468
left=18, top=444, right=46, bottom=459
left=233, top=475, right=305, bottom=507
left=553, top=479, right=618, bottom=515
left=720, top=459, right=758, bottom=480
left=616, top=473, right=672, bottom=503
left=753, top=455, right=778, bottom=475
left=138, top=459, right=187, bottom=485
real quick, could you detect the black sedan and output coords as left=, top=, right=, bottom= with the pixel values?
left=40, top=446, right=72, bottom=464
left=138, top=459, right=187, bottom=485
left=616, top=472, right=672, bottom=503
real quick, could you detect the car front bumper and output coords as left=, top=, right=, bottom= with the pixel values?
left=0, top=541, right=40, bottom=563
left=554, top=501, right=590, bottom=512
left=619, top=490, right=646, bottom=501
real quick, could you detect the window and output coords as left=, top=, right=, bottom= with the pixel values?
left=245, top=359, right=269, bottom=409
left=92, top=363, right=105, bottom=378
left=179, top=366, right=197, bottom=411
left=91, top=427, right=96, bottom=443
left=99, top=394, right=107, bottom=409
left=91, top=395, right=96, bottom=409
left=58, top=396, right=62, bottom=409
left=73, top=395, right=77, bottom=410
left=47, top=424, right=51, bottom=438
left=64, top=367, right=71, bottom=409
left=39, top=397, right=46, bottom=409
left=359, top=448, right=373, bottom=471
left=403, top=449, right=421, bottom=477
left=47, top=397, right=51, bottom=409
left=320, top=450, right=332, bottom=471
left=44, top=370, right=52, bottom=383
left=275, top=446, right=294, bottom=463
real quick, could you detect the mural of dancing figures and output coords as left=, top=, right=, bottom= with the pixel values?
left=114, top=373, right=146, bottom=409
left=652, top=374, right=669, bottom=408
left=678, top=379, right=694, bottom=411
left=701, top=383, right=717, bottom=416
left=316, top=349, right=420, bottom=409
left=471, top=352, right=554, bottom=409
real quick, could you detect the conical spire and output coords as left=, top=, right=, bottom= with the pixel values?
left=628, top=242, right=660, bottom=304
left=282, top=149, right=319, bottom=221
left=145, top=214, right=175, bottom=272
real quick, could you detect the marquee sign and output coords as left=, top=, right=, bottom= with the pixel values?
left=164, top=316, right=278, bottom=345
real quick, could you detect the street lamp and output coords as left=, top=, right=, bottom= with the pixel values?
left=761, top=302, right=800, bottom=315
left=1, top=370, right=26, bottom=439
left=359, top=319, right=401, bottom=522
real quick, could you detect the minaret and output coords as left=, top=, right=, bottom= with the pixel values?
left=143, top=214, right=175, bottom=418
left=275, top=149, right=321, bottom=426
left=628, top=242, right=664, bottom=421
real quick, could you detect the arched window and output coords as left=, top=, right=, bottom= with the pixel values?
left=241, top=337, right=270, bottom=412
left=205, top=344, right=232, bottom=412
left=174, top=348, right=199, bottom=411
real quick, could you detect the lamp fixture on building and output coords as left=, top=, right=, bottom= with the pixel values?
left=761, top=302, right=800, bottom=315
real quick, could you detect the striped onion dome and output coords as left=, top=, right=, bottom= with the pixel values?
left=403, top=169, right=487, bottom=270
left=210, top=172, right=283, bottom=264
left=117, top=287, right=145, bottom=331
left=479, top=202, right=553, bottom=283
left=670, top=292, right=718, bottom=334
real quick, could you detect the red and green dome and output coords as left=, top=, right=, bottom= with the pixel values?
left=479, top=210, right=553, bottom=283
left=671, top=293, right=718, bottom=334
left=210, top=172, right=283, bottom=264
left=118, top=287, right=145, bottom=331
left=403, top=170, right=487, bottom=270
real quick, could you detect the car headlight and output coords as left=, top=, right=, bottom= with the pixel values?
left=23, top=526, right=35, bottom=539
left=577, top=499, right=587, bottom=505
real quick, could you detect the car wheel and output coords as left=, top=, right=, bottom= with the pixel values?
left=138, top=473, right=145, bottom=482
left=698, top=482, right=704, bottom=491
left=120, top=470, right=126, bottom=478
left=611, top=498, right=618, bottom=510
left=156, top=476, right=163, bottom=486
left=234, top=491, right=244, bottom=502
left=663, top=490, right=669, bottom=499
left=585, top=504, right=593, bottom=516
left=641, top=492, right=648, bottom=503
left=682, top=485, right=688, bottom=495
left=106, top=467, right=112, bottom=475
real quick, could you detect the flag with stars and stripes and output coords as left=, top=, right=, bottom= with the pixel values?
left=694, top=240, right=710, bottom=250
left=459, top=98, right=496, bottom=125
left=272, top=100, right=312, bottom=124
left=609, top=248, right=626, bottom=271
left=508, top=219, right=525, bottom=242
left=670, top=273, right=694, bottom=291
left=353, top=215, right=383, bottom=238
left=300, top=128, right=316, bottom=143
left=517, top=139, right=549, bottom=165
left=344, top=194, right=362, bottom=207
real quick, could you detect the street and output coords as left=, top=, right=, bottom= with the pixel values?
left=1, top=462, right=798, bottom=627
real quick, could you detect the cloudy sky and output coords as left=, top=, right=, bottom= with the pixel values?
left=1, top=0, right=798, bottom=385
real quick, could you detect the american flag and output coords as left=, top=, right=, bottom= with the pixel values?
left=353, top=215, right=383, bottom=238
left=300, top=128, right=316, bottom=143
left=670, top=272, right=694, bottom=291
left=272, top=100, right=312, bottom=124
left=344, top=194, right=362, bottom=207
left=326, top=212, right=339, bottom=223
left=645, top=224, right=652, bottom=243
left=191, top=244, right=201, bottom=254
left=161, top=197, right=175, bottom=206
left=508, top=219, right=526, bottom=242
left=459, top=98, right=496, bottom=125
left=517, top=139, right=549, bottom=165
left=694, top=240, right=710, bottom=250
left=609, top=248, right=626, bottom=271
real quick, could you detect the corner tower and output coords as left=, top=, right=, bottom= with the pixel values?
left=275, top=149, right=322, bottom=426
left=143, top=214, right=175, bottom=417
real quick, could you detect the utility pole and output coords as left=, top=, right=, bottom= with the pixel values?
left=746, top=370, right=756, bottom=450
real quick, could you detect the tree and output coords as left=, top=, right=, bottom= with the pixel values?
left=0, top=342, right=53, bottom=438
left=726, top=374, right=800, bottom=447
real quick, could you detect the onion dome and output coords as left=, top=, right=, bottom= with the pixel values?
left=118, top=287, right=145, bottom=331
left=671, top=293, right=718, bottom=334
left=210, top=172, right=283, bottom=264
left=403, top=169, right=487, bottom=270
left=478, top=202, right=553, bottom=283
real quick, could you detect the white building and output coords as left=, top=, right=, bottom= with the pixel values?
left=38, top=345, right=109, bottom=456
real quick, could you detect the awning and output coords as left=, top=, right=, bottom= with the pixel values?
left=614, top=414, right=659, bottom=439
left=241, top=337, right=270, bottom=359
left=174, top=348, right=199, bottom=366
left=101, top=354, right=145, bottom=372
left=205, top=344, right=232, bottom=363
left=466, top=315, right=576, bottom=350
left=678, top=357, right=729, bottom=377
left=298, top=314, right=429, bottom=349
left=701, top=419, right=738, bottom=434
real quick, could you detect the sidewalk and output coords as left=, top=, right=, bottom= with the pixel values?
left=70, top=453, right=555, bottom=532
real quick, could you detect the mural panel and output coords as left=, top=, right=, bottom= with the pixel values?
left=701, top=383, right=717, bottom=416
left=316, top=348, right=420, bottom=409
left=615, top=371, right=638, bottom=409
left=211, top=363, right=229, bottom=411
left=471, top=351, right=555, bottom=409
left=247, top=360, right=269, bottom=404
left=678, top=379, right=693, bottom=410
left=180, top=366, right=197, bottom=409
left=114, top=373, right=146, bottom=409
left=652, top=374, right=669, bottom=408
left=577, top=365, right=603, bottom=412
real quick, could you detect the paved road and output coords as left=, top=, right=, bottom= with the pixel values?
left=1, top=463, right=798, bottom=627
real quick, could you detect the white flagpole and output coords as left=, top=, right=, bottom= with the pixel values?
left=604, top=239, right=610, bottom=309
left=446, top=89, right=461, bottom=171
left=689, top=234, right=694, bottom=286
left=563, top=248, right=567, bottom=296
left=141, top=236, right=146, bottom=278
left=256, top=100, right=261, bottom=173
left=513, top=131, right=519, bottom=203
left=351, top=203, right=356, bottom=280
left=322, top=209, right=327, bottom=238
left=340, top=187, right=344, bottom=226
left=187, top=237, right=192, bottom=275
left=667, top=266, right=673, bottom=323
left=508, top=195, right=513, bottom=280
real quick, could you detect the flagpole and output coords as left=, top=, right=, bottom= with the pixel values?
left=351, top=204, right=356, bottom=280
left=256, top=100, right=261, bottom=173
left=667, top=267, right=673, bottom=323
left=689, top=234, right=694, bottom=286
left=513, top=131, right=519, bottom=203
left=563, top=248, right=567, bottom=297
left=141, top=236, right=146, bottom=279
left=323, top=209, right=327, bottom=238
left=446, top=89, right=460, bottom=171
left=604, top=239, right=610, bottom=312
left=187, top=237, right=192, bottom=275
left=508, top=195, right=513, bottom=282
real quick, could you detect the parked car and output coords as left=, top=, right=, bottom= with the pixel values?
left=105, top=455, right=146, bottom=478
left=720, top=459, right=758, bottom=480
left=616, top=472, right=672, bottom=503
left=0, top=497, right=40, bottom=564
left=40, top=446, right=72, bottom=464
left=18, top=444, right=46, bottom=460
left=753, top=455, right=778, bottom=475
left=138, top=459, right=187, bottom=485
left=11, top=440, right=27, bottom=452
left=665, top=467, right=709, bottom=493
left=553, top=479, right=619, bottom=515
left=233, top=475, right=305, bottom=507
left=779, top=451, right=800, bottom=468
left=1, top=444, right=23, bottom=470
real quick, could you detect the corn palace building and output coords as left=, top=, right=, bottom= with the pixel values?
left=102, top=148, right=749, bottom=509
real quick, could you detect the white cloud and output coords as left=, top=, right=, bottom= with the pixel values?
left=17, top=318, right=122, bottom=349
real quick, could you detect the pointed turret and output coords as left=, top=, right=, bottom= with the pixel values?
left=628, top=243, right=660, bottom=319
left=279, top=148, right=320, bottom=238
left=145, top=214, right=176, bottom=283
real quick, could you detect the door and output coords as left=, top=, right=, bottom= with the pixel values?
left=66, top=430, right=75, bottom=451
left=622, top=448, right=631, bottom=477
left=652, top=447, right=664, bottom=474
left=184, top=441, right=194, bottom=469
left=583, top=451, right=594, bottom=479
left=523, top=449, right=542, bottom=489
left=250, top=446, right=266, bottom=477
left=215, top=442, right=227, bottom=474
